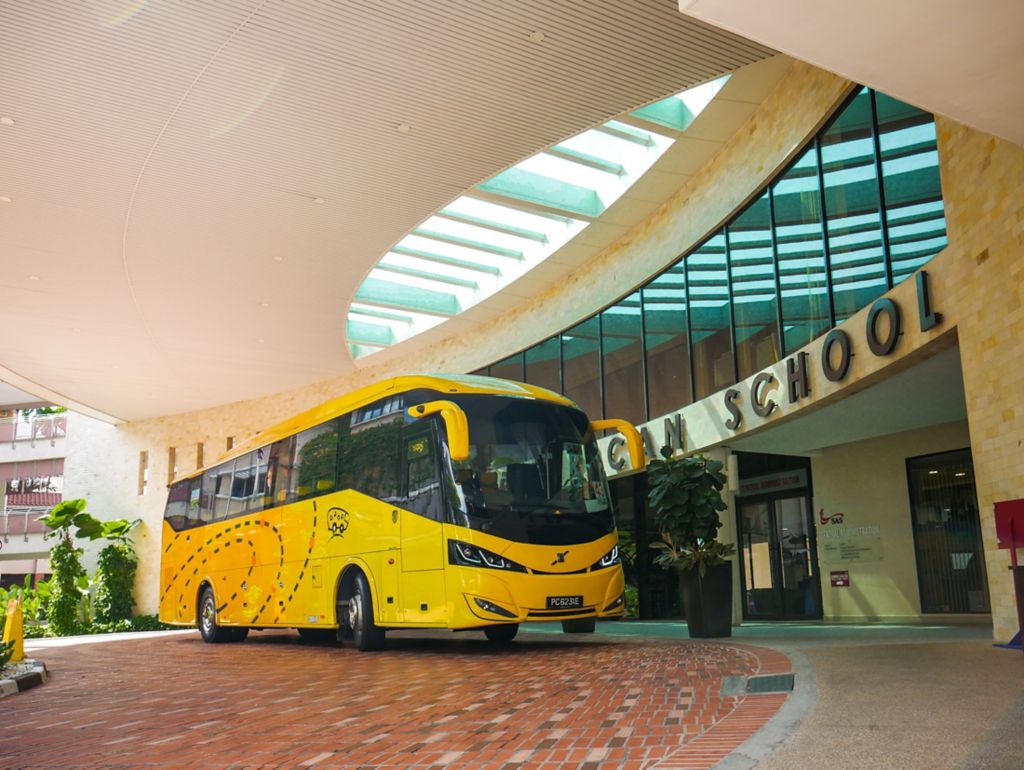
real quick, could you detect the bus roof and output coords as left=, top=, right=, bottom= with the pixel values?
left=177, top=374, right=575, bottom=484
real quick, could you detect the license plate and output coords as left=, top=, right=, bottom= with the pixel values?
left=546, top=595, right=583, bottom=610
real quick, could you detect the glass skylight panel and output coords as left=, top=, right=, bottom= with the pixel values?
left=367, top=268, right=476, bottom=308
left=419, top=215, right=542, bottom=258
left=678, top=77, right=728, bottom=117
left=346, top=71, right=731, bottom=358
left=445, top=196, right=578, bottom=241
left=631, top=76, right=731, bottom=132
left=515, top=152, right=623, bottom=199
left=402, top=233, right=520, bottom=266
left=379, top=252, right=498, bottom=295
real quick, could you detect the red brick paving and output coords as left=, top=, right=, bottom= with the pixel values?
left=2, top=630, right=791, bottom=769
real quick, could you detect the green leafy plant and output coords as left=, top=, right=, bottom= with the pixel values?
left=647, top=448, right=735, bottom=577
left=94, top=541, right=138, bottom=623
left=0, top=639, right=14, bottom=668
left=47, top=536, right=87, bottom=636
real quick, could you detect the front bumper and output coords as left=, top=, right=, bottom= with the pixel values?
left=448, top=563, right=625, bottom=629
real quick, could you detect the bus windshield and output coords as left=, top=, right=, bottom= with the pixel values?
left=445, top=395, right=613, bottom=546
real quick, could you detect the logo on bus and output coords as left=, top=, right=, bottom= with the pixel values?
left=328, top=508, right=350, bottom=540
left=551, top=550, right=569, bottom=566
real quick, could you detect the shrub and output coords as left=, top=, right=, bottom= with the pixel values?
left=94, top=543, right=137, bottom=623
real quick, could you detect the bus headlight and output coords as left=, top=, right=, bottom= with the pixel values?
left=590, top=545, right=620, bottom=570
left=448, top=540, right=527, bottom=572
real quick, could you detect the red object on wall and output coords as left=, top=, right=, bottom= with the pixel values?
left=830, top=570, right=850, bottom=587
left=995, top=499, right=1024, bottom=553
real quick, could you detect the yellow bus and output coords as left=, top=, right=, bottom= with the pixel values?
left=159, top=374, right=644, bottom=650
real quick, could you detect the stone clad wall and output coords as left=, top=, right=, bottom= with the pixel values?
left=929, top=119, right=1024, bottom=641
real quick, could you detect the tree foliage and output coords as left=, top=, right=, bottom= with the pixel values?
left=647, top=448, right=735, bottom=576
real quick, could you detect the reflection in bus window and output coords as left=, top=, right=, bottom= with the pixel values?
left=293, top=420, right=341, bottom=501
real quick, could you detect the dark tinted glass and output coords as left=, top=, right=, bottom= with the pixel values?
left=524, top=337, right=560, bottom=393
left=773, top=148, right=831, bottom=352
left=688, top=231, right=735, bottom=398
left=875, top=93, right=947, bottom=284
left=643, top=260, right=691, bottom=416
left=292, top=419, right=341, bottom=501
left=490, top=352, right=524, bottom=382
left=729, top=192, right=780, bottom=378
left=821, top=88, right=888, bottom=322
left=447, top=395, right=613, bottom=545
left=340, top=397, right=403, bottom=501
left=403, top=422, right=441, bottom=519
left=561, top=317, right=602, bottom=418
left=601, top=293, right=644, bottom=425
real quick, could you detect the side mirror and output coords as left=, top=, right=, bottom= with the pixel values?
left=407, top=400, right=470, bottom=461
left=591, top=419, right=646, bottom=471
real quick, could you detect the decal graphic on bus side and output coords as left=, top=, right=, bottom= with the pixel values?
left=328, top=508, right=350, bottom=541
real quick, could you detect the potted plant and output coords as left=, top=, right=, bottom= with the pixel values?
left=648, top=448, right=735, bottom=638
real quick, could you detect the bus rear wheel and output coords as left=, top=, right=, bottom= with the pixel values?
left=198, top=586, right=242, bottom=643
left=561, top=618, right=596, bottom=634
left=484, top=623, right=519, bottom=643
left=347, top=573, right=385, bottom=652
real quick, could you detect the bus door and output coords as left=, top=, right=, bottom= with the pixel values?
left=399, top=420, right=446, bottom=624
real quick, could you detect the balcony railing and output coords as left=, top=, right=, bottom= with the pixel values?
left=0, top=414, right=68, bottom=445
left=1, top=507, right=52, bottom=542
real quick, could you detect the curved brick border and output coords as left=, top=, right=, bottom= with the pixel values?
left=0, top=659, right=48, bottom=699
left=652, top=644, right=793, bottom=769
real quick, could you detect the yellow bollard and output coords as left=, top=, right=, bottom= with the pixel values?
left=3, top=599, right=24, bottom=663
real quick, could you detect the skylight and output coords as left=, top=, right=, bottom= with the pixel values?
left=346, top=75, right=732, bottom=359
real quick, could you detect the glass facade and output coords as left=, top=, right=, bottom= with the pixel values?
left=474, top=87, right=947, bottom=423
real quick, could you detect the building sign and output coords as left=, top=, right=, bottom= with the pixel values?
left=721, top=271, right=942, bottom=433
left=599, top=271, right=943, bottom=478
left=830, top=570, right=851, bottom=587
left=820, top=526, right=883, bottom=563
left=737, top=469, right=808, bottom=497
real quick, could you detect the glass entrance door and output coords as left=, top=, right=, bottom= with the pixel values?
left=738, top=494, right=821, bottom=620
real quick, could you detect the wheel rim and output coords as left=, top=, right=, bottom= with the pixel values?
left=348, top=587, right=362, bottom=634
left=201, top=597, right=215, bottom=635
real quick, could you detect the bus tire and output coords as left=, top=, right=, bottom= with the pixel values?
left=483, top=623, right=519, bottom=643
left=348, top=573, right=385, bottom=652
left=197, top=586, right=234, bottom=644
left=561, top=618, right=596, bottom=634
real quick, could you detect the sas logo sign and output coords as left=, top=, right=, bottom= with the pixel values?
left=819, top=508, right=845, bottom=526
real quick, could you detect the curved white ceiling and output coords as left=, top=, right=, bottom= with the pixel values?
left=0, top=1, right=772, bottom=421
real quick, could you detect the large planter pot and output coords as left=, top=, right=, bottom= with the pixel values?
left=680, top=562, right=733, bottom=638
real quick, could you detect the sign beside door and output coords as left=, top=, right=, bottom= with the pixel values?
left=830, top=570, right=851, bottom=588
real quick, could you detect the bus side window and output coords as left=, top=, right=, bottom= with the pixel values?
left=228, top=452, right=256, bottom=517
left=292, top=419, right=341, bottom=501
left=270, top=435, right=296, bottom=506
left=402, top=422, right=441, bottom=520
left=340, top=412, right=402, bottom=501
left=214, top=463, right=234, bottom=520
left=200, top=467, right=218, bottom=523
left=185, top=476, right=202, bottom=528
left=249, top=445, right=268, bottom=513
left=163, top=480, right=190, bottom=531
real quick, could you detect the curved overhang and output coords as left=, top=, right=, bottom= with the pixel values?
left=0, top=2, right=774, bottom=422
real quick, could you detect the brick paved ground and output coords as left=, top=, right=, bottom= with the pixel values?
left=2, top=630, right=791, bottom=769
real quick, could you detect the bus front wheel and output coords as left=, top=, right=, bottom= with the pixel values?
left=484, top=623, right=519, bottom=643
left=197, top=586, right=245, bottom=643
left=561, top=618, right=596, bottom=634
left=347, top=573, right=385, bottom=652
